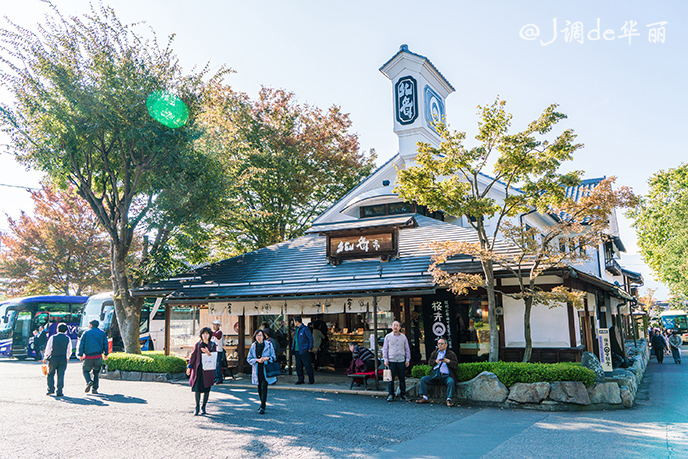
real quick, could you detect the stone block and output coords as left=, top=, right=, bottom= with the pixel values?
left=581, top=352, right=605, bottom=382
left=588, top=382, right=622, bottom=404
left=620, top=385, right=634, bottom=408
left=549, top=381, right=591, bottom=405
left=121, top=371, right=142, bottom=381
left=508, top=382, right=550, bottom=404
left=456, top=371, right=508, bottom=403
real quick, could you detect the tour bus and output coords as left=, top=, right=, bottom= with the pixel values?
left=0, top=295, right=88, bottom=359
left=79, top=292, right=165, bottom=352
left=659, top=310, right=688, bottom=344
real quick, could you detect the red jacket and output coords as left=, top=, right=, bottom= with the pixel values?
left=188, top=340, right=217, bottom=390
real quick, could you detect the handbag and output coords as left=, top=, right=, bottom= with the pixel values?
left=265, top=360, right=281, bottom=378
left=201, top=351, right=217, bottom=371
left=41, top=364, right=48, bottom=376
left=383, top=368, right=392, bottom=382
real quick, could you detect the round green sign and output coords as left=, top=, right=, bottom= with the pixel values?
left=146, top=90, right=189, bottom=129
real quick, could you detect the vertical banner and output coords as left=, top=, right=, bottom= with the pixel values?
left=422, top=292, right=456, bottom=358
left=598, top=328, right=613, bottom=372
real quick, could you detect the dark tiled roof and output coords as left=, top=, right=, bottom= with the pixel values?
left=136, top=215, right=493, bottom=301
left=379, top=44, right=455, bottom=92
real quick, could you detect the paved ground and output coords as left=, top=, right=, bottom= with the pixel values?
left=0, top=347, right=685, bottom=458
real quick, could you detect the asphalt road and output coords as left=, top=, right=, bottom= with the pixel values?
left=0, top=348, right=685, bottom=458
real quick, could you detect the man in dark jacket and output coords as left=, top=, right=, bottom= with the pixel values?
left=43, top=323, right=72, bottom=397
left=651, top=328, right=668, bottom=364
left=77, top=320, right=109, bottom=394
left=292, top=316, right=314, bottom=384
left=416, top=339, right=459, bottom=407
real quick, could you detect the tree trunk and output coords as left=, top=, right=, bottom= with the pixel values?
left=111, top=243, right=141, bottom=354
left=523, top=296, right=533, bottom=362
left=482, top=259, right=500, bottom=362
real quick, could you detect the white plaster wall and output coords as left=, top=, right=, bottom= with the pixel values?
left=503, top=296, right=575, bottom=348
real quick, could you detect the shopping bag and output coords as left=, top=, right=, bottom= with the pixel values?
left=265, top=360, right=281, bottom=378
left=201, top=351, right=217, bottom=371
left=41, top=364, right=48, bottom=376
left=383, top=368, right=392, bottom=382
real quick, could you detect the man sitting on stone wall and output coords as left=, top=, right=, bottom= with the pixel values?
left=416, top=339, right=458, bottom=407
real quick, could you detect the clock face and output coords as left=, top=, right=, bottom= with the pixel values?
left=424, top=86, right=445, bottom=131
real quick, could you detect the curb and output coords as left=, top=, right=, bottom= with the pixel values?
left=189, top=380, right=387, bottom=397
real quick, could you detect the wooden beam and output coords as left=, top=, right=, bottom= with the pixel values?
left=566, top=302, right=577, bottom=348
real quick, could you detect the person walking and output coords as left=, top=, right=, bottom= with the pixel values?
left=211, top=320, right=226, bottom=384
left=416, top=339, right=459, bottom=407
left=77, top=320, right=109, bottom=394
left=668, top=331, right=682, bottom=364
left=382, top=320, right=411, bottom=402
left=247, top=329, right=277, bottom=415
left=186, top=327, right=217, bottom=415
left=43, top=323, right=72, bottom=397
left=35, top=324, right=48, bottom=361
left=310, top=323, right=325, bottom=371
left=651, top=328, right=668, bottom=364
left=292, top=316, right=314, bottom=384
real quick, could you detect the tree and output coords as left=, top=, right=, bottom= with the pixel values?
left=429, top=177, right=636, bottom=361
left=0, top=184, right=111, bottom=296
left=395, top=99, right=582, bottom=361
left=197, top=83, right=376, bottom=254
left=631, top=164, right=688, bottom=298
left=0, top=4, right=226, bottom=352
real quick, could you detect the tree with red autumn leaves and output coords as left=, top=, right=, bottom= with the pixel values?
left=0, top=185, right=110, bottom=296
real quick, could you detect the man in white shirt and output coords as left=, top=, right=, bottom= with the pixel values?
left=43, top=323, right=72, bottom=397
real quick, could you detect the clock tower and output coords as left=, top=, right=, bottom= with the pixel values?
left=379, top=44, right=455, bottom=162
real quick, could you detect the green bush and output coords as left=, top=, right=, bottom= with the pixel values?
left=456, top=361, right=596, bottom=387
left=411, top=364, right=432, bottom=378
left=106, top=351, right=187, bottom=374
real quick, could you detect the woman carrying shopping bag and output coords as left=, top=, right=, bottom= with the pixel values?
left=247, top=329, right=278, bottom=414
left=187, top=327, right=218, bottom=416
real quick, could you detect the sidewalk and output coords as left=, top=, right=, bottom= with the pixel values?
left=210, top=372, right=391, bottom=397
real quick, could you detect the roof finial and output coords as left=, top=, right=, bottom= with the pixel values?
left=400, top=44, right=409, bottom=52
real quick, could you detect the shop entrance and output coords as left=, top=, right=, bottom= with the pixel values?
left=455, top=297, right=490, bottom=362
left=392, top=297, right=426, bottom=365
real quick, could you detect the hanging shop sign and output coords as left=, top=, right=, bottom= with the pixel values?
left=217, top=296, right=392, bottom=316
left=598, top=328, right=613, bottom=372
left=327, top=231, right=396, bottom=263
left=207, top=301, right=241, bottom=316
left=422, top=292, right=456, bottom=357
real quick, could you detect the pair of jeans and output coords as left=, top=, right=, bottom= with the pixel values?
left=654, top=348, right=665, bottom=364
left=295, top=351, right=314, bottom=383
left=257, top=363, right=268, bottom=408
left=215, top=350, right=225, bottom=382
left=419, top=370, right=456, bottom=400
left=47, top=358, right=68, bottom=393
left=82, top=357, right=102, bottom=390
left=387, top=361, right=406, bottom=397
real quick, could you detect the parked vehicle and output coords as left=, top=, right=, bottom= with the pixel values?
left=79, top=293, right=165, bottom=352
left=0, top=295, right=88, bottom=359
left=660, top=310, right=688, bottom=344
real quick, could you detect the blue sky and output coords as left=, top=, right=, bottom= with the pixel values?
left=1, top=0, right=686, bottom=298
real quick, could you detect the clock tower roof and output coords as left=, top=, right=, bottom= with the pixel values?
left=379, top=44, right=455, bottom=94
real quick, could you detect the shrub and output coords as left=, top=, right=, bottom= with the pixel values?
left=456, top=361, right=596, bottom=387
left=411, top=364, right=432, bottom=378
left=106, top=351, right=187, bottom=374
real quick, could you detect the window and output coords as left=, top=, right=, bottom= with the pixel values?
left=388, top=202, right=414, bottom=215
left=360, top=202, right=444, bottom=221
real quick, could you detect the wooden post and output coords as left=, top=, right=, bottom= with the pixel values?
left=238, top=313, right=246, bottom=373
left=287, top=314, right=293, bottom=376
left=373, top=296, right=379, bottom=390
left=566, top=301, right=577, bottom=348
left=164, top=301, right=171, bottom=356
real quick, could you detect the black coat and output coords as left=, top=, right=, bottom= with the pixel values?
left=651, top=334, right=667, bottom=351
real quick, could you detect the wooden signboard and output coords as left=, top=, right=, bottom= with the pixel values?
left=327, top=231, right=396, bottom=263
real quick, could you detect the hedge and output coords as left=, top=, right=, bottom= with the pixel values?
left=410, top=361, right=596, bottom=387
left=106, top=351, right=187, bottom=374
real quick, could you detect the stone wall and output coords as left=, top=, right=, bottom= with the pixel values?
left=101, top=370, right=186, bottom=382
left=410, top=340, right=649, bottom=411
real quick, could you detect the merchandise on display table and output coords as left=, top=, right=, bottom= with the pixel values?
left=328, top=329, right=365, bottom=353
